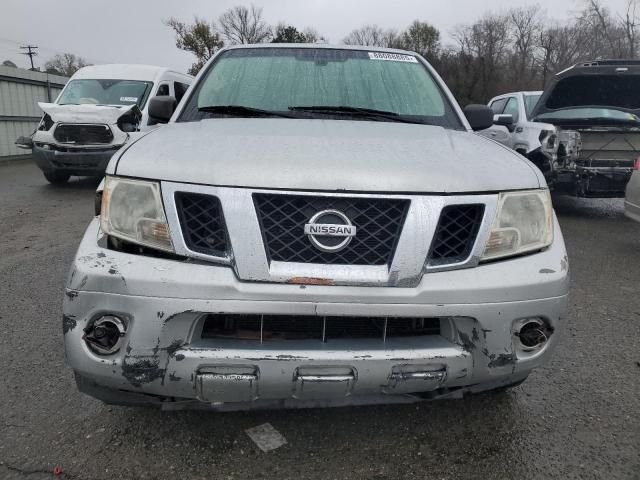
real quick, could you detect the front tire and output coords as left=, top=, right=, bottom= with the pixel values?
left=43, top=171, right=70, bottom=184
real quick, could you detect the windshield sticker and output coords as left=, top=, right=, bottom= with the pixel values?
left=368, top=52, right=418, bottom=63
left=120, top=96, right=138, bottom=103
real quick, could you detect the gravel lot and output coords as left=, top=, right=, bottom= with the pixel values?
left=1, top=161, right=638, bottom=480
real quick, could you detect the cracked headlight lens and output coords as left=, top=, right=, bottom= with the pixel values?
left=100, top=176, right=174, bottom=252
left=481, top=189, right=553, bottom=261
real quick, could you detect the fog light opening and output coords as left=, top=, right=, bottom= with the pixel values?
left=515, top=318, right=553, bottom=352
left=84, top=315, right=127, bottom=355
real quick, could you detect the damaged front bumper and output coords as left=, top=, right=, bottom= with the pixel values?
left=63, top=218, right=569, bottom=410
left=33, top=143, right=121, bottom=177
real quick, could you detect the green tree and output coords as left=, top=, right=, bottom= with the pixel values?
left=395, top=21, right=440, bottom=61
left=165, top=17, right=224, bottom=75
left=271, top=24, right=311, bottom=43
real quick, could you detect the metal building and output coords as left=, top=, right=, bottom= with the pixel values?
left=0, top=65, right=68, bottom=160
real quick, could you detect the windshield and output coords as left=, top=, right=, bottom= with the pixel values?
left=524, top=94, right=541, bottom=119
left=57, top=79, right=153, bottom=108
left=178, top=47, right=463, bottom=129
left=535, top=107, right=640, bottom=123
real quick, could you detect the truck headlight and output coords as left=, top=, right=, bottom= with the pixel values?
left=100, top=176, right=174, bottom=252
left=481, top=189, right=553, bottom=261
left=539, top=129, right=558, bottom=155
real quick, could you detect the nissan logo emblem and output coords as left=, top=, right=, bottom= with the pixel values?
left=303, top=209, right=357, bottom=253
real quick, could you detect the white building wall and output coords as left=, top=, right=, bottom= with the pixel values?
left=0, top=66, right=67, bottom=159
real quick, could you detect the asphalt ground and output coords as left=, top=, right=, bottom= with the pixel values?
left=0, top=161, right=638, bottom=480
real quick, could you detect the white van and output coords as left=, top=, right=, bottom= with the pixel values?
left=26, top=64, right=193, bottom=184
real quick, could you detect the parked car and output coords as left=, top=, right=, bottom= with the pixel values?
left=63, top=44, right=568, bottom=411
left=530, top=60, right=640, bottom=197
left=17, top=64, right=193, bottom=184
left=624, top=159, right=640, bottom=222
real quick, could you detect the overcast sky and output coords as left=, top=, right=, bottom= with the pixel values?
left=0, top=0, right=634, bottom=73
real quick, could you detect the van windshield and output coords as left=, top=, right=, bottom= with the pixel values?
left=178, top=47, right=463, bottom=129
left=58, top=79, right=153, bottom=108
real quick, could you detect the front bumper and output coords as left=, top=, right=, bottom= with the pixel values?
left=63, top=218, right=569, bottom=410
left=553, top=165, right=633, bottom=198
left=33, top=143, right=120, bottom=177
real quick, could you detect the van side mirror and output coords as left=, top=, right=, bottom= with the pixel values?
left=148, top=96, right=177, bottom=125
left=15, top=136, right=33, bottom=150
left=463, top=105, right=494, bottom=131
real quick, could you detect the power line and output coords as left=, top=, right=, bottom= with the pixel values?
left=20, top=45, right=38, bottom=70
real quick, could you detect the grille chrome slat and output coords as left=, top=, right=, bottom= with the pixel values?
left=254, top=193, right=409, bottom=266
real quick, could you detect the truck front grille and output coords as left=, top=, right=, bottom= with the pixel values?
left=53, top=124, right=113, bottom=144
left=201, top=314, right=441, bottom=342
left=253, top=193, right=409, bottom=266
left=175, top=192, right=229, bottom=256
left=428, top=204, right=484, bottom=266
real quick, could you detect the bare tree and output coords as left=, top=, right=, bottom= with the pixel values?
left=342, top=25, right=397, bottom=47
left=620, top=0, right=639, bottom=57
left=302, top=27, right=325, bottom=43
left=578, top=0, right=627, bottom=58
left=219, top=5, right=272, bottom=44
left=165, top=17, right=224, bottom=75
left=44, top=53, right=90, bottom=77
left=508, top=6, right=543, bottom=84
left=452, top=14, right=511, bottom=101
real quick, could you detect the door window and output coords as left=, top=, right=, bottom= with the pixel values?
left=174, top=82, right=190, bottom=103
left=503, top=97, right=520, bottom=123
left=490, top=98, right=507, bottom=114
left=156, top=83, right=170, bottom=96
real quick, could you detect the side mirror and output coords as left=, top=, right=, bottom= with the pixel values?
left=494, top=113, right=516, bottom=132
left=15, top=136, right=34, bottom=150
left=148, top=96, right=177, bottom=125
left=493, top=114, right=514, bottom=126
left=463, top=105, right=494, bottom=131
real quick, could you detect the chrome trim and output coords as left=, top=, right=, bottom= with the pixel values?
left=161, top=182, right=499, bottom=287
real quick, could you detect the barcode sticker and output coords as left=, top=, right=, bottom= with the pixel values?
left=368, top=52, right=418, bottom=63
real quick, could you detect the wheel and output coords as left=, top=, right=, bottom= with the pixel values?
left=43, top=171, right=71, bottom=184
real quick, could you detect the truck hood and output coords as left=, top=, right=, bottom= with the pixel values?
left=114, top=118, right=542, bottom=193
left=38, top=102, right=139, bottom=125
left=532, top=64, right=640, bottom=124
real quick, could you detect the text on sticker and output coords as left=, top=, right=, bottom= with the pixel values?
left=368, top=52, right=418, bottom=63
left=120, top=97, right=138, bottom=102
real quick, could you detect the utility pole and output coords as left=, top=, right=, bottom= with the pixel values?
left=20, top=45, right=38, bottom=70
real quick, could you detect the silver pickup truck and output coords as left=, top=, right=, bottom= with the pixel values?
left=63, top=44, right=568, bottom=411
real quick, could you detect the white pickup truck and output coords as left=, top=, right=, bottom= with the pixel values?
left=478, top=91, right=567, bottom=179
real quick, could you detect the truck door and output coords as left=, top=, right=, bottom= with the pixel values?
left=478, top=98, right=514, bottom=148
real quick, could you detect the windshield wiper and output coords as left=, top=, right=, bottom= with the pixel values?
left=198, top=105, right=295, bottom=118
left=288, top=105, right=429, bottom=124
